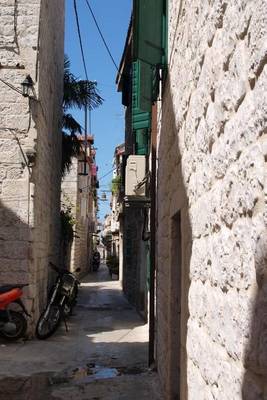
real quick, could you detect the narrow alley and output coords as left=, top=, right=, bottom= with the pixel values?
left=0, top=265, right=161, bottom=400
left=1, top=1, right=267, bottom=398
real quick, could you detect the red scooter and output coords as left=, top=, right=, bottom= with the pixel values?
left=0, top=284, right=30, bottom=340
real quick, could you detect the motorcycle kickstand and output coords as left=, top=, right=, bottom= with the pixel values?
left=63, top=316, right=69, bottom=332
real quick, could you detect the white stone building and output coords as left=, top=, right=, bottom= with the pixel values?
left=0, top=0, right=65, bottom=330
left=61, top=135, right=98, bottom=275
left=156, top=1, right=267, bottom=399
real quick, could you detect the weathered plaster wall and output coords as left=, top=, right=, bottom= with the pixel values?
left=0, top=0, right=64, bottom=329
left=61, top=157, right=92, bottom=276
left=123, top=208, right=146, bottom=314
left=157, top=0, right=267, bottom=398
left=61, top=159, right=79, bottom=270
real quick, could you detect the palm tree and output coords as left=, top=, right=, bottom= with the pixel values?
left=62, top=56, right=103, bottom=175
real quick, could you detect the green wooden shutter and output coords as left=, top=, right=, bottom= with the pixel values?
left=131, top=0, right=168, bottom=155
left=132, top=61, right=150, bottom=155
left=132, top=110, right=151, bottom=130
left=132, top=61, right=139, bottom=111
left=132, top=60, right=152, bottom=113
left=135, top=128, right=149, bottom=155
left=132, top=61, right=151, bottom=132
left=133, top=0, right=164, bottom=65
left=162, top=0, right=168, bottom=62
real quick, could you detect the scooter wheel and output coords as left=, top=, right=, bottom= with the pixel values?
left=0, top=311, right=27, bottom=341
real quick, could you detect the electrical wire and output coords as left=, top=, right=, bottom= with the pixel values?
left=84, top=0, right=119, bottom=72
left=72, top=1, right=119, bottom=194
left=98, top=168, right=115, bottom=181
left=79, top=168, right=114, bottom=192
left=0, top=77, right=39, bottom=105
left=0, top=77, right=23, bottom=95
left=73, top=0, right=92, bottom=172
left=73, top=0, right=89, bottom=81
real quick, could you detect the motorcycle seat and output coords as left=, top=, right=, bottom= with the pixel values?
left=0, top=284, right=28, bottom=294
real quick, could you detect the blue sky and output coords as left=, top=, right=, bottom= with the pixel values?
left=64, top=0, right=132, bottom=220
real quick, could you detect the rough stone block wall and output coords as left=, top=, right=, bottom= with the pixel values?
left=157, top=0, right=267, bottom=398
left=0, top=0, right=64, bottom=329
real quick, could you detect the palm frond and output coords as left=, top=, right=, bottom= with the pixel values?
left=63, top=55, right=103, bottom=110
left=63, top=79, right=103, bottom=110
left=61, top=56, right=102, bottom=177
left=63, top=113, right=82, bottom=135
left=64, top=55, right=71, bottom=75
left=61, top=131, right=81, bottom=176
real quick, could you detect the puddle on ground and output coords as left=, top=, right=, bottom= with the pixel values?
left=51, top=363, right=146, bottom=385
left=70, top=364, right=120, bottom=383
left=0, top=363, right=147, bottom=399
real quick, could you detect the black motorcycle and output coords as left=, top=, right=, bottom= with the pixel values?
left=35, top=262, right=79, bottom=340
left=92, top=251, right=100, bottom=271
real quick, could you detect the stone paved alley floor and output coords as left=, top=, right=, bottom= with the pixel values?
left=0, top=265, right=162, bottom=400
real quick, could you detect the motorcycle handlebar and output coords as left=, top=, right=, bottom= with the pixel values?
left=49, top=262, right=61, bottom=273
left=49, top=262, right=76, bottom=278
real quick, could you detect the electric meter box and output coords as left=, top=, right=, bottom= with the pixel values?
left=125, top=155, right=146, bottom=196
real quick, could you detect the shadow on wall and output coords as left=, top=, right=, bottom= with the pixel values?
left=0, top=199, right=32, bottom=308
left=242, top=253, right=267, bottom=398
left=156, top=78, right=192, bottom=400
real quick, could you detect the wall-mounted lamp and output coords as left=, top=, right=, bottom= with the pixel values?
left=25, top=148, right=36, bottom=167
left=21, top=75, right=34, bottom=97
left=100, top=193, right=107, bottom=201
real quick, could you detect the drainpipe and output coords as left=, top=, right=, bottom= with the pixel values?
left=149, top=103, right=157, bottom=366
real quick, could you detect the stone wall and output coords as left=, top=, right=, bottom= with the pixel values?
left=157, top=0, right=267, bottom=398
left=0, top=0, right=64, bottom=330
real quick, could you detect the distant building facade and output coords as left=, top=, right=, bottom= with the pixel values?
left=117, top=28, right=150, bottom=319
left=110, top=144, right=124, bottom=279
left=61, top=135, right=98, bottom=276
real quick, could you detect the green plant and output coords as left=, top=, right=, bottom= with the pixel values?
left=60, top=209, right=75, bottom=242
left=61, top=131, right=81, bottom=175
left=60, top=195, right=76, bottom=243
left=111, top=176, right=121, bottom=195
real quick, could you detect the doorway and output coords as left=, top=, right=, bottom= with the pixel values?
left=168, top=211, right=182, bottom=400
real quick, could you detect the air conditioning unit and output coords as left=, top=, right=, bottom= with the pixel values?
left=125, top=155, right=146, bottom=196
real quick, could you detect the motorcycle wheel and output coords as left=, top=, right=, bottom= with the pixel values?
left=0, top=311, right=27, bottom=341
left=72, top=282, right=79, bottom=304
left=64, top=283, right=79, bottom=317
left=35, top=305, right=62, bottom=340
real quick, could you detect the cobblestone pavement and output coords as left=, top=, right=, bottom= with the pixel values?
left=0, top=265, right=162, bottom=399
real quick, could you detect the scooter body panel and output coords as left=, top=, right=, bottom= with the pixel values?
left=0, top=288, right=23, bottom=310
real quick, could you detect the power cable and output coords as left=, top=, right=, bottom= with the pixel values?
left=99, top=168, right=115, bottom=181
left=84, top=0, right=119, bottom=72
left=0, top=77, right=23, bottom=95
left=79, top=168, right=114, bottom=192
left=73, top=0, right=92, bottom=174
left=72, top=1, right=118, bottom=200
left=73, top=0, right=89, bottom=81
